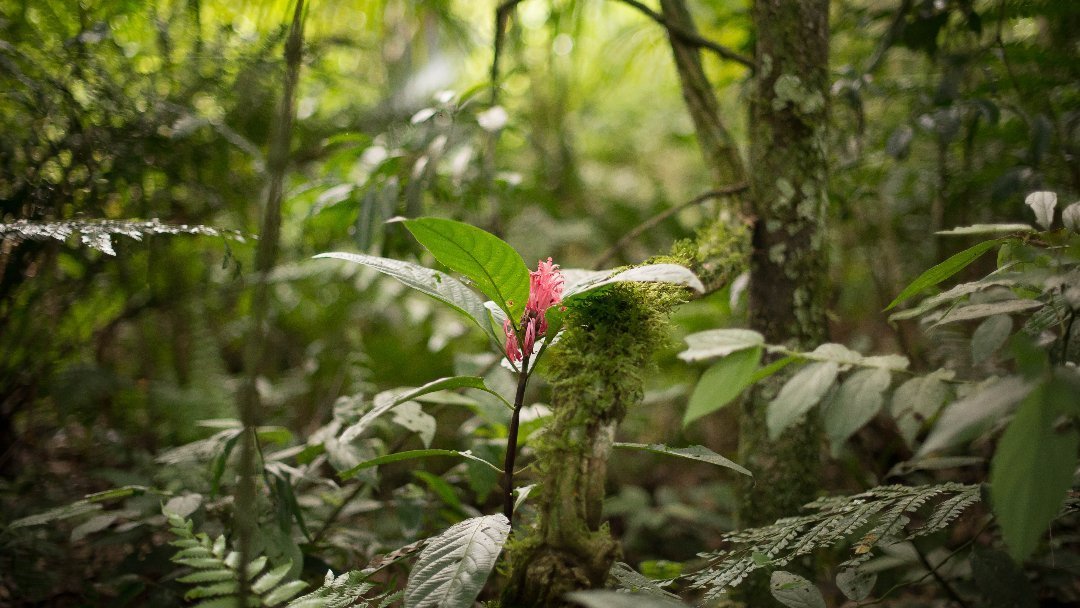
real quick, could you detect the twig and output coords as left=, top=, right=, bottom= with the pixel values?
left=611, top=0, right=755, bottom=70
left=593, top=183, right=747, bottom=269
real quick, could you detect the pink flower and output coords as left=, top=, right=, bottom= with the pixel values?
left=503, top=257, right=564, bottom=363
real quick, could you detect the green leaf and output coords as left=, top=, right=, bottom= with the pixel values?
left=338, top=449, right=501, bottom=481
left=970, top=548, right=1038, bottom=608
left=314, top=252, right=498, bottom=344
left=403, top=515, right=511, bottom=608
left=178, top=570, right=236, bottom=584
left=822, top=368, right=892, bottom=453
left=566, top=590, right=691, bottom=608
left=971, top=314, right=1013, bottom=365
left=185, top=581, right=238, bottom=600
left=401, top=217, right=530, bottom=320
left=990, top=377, right=1079, bottom=561
left=683, top=347, right=763, bottom=425
left=340, top=376, right=502, bottom=443
left=678, top=329, right=765, bottom=362
left=8, top=501, right=103, bottom=529
left=884, top=238, right=1004, bottom=311
left=614, top=443, right=751, bottom=476
left=767, top=361, right=840, bottom=439
left=770, top=571, right=826, bottom=608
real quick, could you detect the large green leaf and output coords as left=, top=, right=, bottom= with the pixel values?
left=314, top=251, right=498, bottom=343
left=990, top=376, right=1080, bottom=561
left=403, top=514, right=511, bottom=608
left=338, top=449, right=501, bottom=481
left=884, top=238, right=1004, bottom=311
left=683, top=346, right=763, bottom=426
left=402, top=217, right=530, bottom=320
left=614, top=443, right=751, bottom=476
left=767, top=361, right=840, bottom=439
left=916, top=376, right=1033, bottom=458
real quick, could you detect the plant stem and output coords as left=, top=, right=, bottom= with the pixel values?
left=502, top=355, right=530, bottom=523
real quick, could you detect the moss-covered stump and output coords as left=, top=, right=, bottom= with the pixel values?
left=502, top=282, right=685, bottom=607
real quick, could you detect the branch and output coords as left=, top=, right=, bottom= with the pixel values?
left=491, top=0, right=526, bottom=104
left=593, top=182, right=747, bottom=269
left=612, top=0, right=755, bottom=70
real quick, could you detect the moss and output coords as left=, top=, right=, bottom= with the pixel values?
left=671, top=217, right=751, bottom=293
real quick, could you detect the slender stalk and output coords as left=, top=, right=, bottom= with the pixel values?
left=236, top=1, right=305, bottom=604
left=502, top=355, right=530, bottom=523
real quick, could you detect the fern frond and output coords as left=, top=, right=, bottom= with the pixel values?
left=284, top=570, right=384, bottom=608
left=0, top=218, right=247, bottom=256
left=165, top=509, right=307, bottom=607
left=688, top=483, right=981, bottom=599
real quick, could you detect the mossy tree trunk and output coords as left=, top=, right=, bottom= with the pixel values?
left=739, top=0, right=830, bottom=603
left=503, top=284, right=683, bottom=607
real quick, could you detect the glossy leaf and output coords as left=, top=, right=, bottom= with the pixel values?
left=315, top=251, right=498, bottom=343
left=934, top=298, right=1043, bottom=326
left=885, top=239, right=1004, bottom=311
left=566, top=591, right=690, bottom=608
left=836, top=568, right=876, bottom=602
left=561, top=263, right=705, bottom=300
left=401, top=217, right=530, bottom=320
left=683, top=346, right=762, bottom=425
left=1024, top=191, right=1057, bottom=229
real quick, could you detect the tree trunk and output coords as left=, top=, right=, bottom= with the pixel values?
left=739, top=0, right=830, bottom=602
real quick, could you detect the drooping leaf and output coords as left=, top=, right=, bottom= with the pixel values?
left=822, top=368, right=892, bottom=453
left=403, top=515, right=511, bottom=608
left=916, top=376, right=1033, bottom=457
left=885, top=239, right=1004, bottom=310
left=340, top=377, right=502, bottom=443
left=971, top=314, right=1013, bottom=365
left=835, top=569, right=876, bottom=602
left=683, top=347, right=763, bottom=425
left=614, top=443, right=751, bottom=476
left=565, top=590, right=690, bottom=608
left=678, top=329, right=765, bottom=362
left=401, top=217, right=530, bottom=320
left=562, top=264, right=705, bottom=300
left=339, top=449, right=501, bottom=480
left=990, top=376, right=1079, bottom=561
left=767, top=361, right=840, bottom=439
left=607, top=562, right=682, bottom=600
left=314, top=252, right=498, bottom=344
left=769, top=571, right=826, bottom=608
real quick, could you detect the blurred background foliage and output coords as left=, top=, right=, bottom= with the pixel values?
left=0, top=0, right=1076, bottom=605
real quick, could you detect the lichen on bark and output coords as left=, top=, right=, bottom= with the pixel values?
left=501, top=278, right=687, bottom=607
